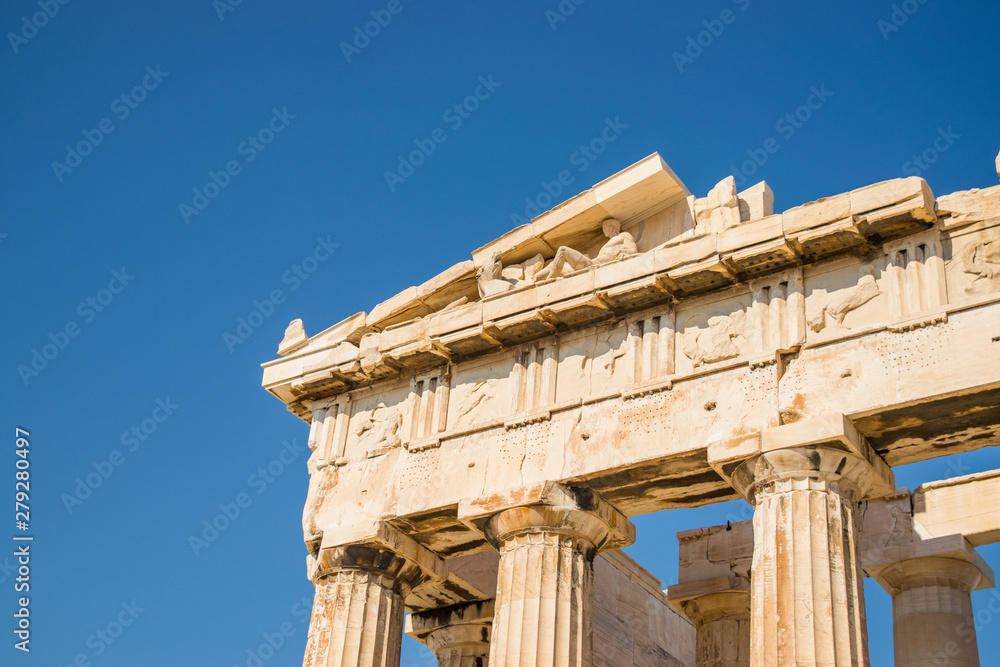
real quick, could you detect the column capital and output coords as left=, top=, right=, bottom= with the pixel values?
left=310, top=520, right=448, bottom=594
left=405, top=600, right=494, bottom=661
left=667, top=575, right=750, bottom=625
left=458, top=481, right=635, bottom=553
left=865, top=533, right=995, bottom=596
left=710, top=413, right=895, bottom=503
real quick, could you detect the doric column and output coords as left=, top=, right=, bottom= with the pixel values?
left=406, top=600, right=494, bottom=667
left=866, top=534, right=994, bottom=667
left=303, top=524, right=448, bottom=667
left=668, top=576, right=750, bottom=667
left=459, top=482, right=634, bottom=667
left=720, top=414, right=895, bottom=667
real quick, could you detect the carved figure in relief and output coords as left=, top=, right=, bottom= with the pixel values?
left=278, top=318, right=308, bottom=355
left=878, top=503, right=914, bottom=549
left=477, top=251, right=513, bottom=298
left=532, top=218, right=637, bottom=281
left=476, top=251, right=546, bottom=298
left=960, top=238, right=1000, bottom=286
left=693, top=176, right=741, bottom=234
left=354, top=403, right=402, bottom=454
left=502, top=254, right=544, bottom=283
left=680, top=307, right=747, bottom=367
left=452, top=378, right=501, bottom=430
left=302, top=461, right=337, bottom=546
left=807, top=265, right=880, bottom=332
left=303, top=425, right=340, bottom=546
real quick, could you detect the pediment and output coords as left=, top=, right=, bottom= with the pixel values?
left=263, top=152, right=944, bottom=409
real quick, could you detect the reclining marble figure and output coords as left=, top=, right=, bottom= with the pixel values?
left=531, top=217, right=637, bottom=281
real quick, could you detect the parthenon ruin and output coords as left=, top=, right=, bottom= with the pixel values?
left=262, top=153, right=1000, bottom=666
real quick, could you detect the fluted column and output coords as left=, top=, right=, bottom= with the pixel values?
left=407, top=600, right=494, bottom=667
left=872, top=550, right=993, bottom=667
left=668, top=577, right=750, bottom=667
left=460, top=482, right=634, bottom=667
left=303, top=544, right=432, bottom=667
left=726, top=417, right=895, bottom=667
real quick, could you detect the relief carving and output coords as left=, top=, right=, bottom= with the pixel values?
left=806, top=265, right=880, bottom=333
left=693, top=176, right=741, bottom=234
left=303, top=406, right=345, bottom=547
left=477, top=251, right=545, bottom=298
left=680, top=307, right=747, bottom=368
left=355, top=403, right=402, bottom=457
left=451, top=378, right=501, bottom=431
left=477, top=251, right=514, bottom=298
left=302, top=462, right=337, bottom=547
left=531, top=218, right=636, bottom=282
left=960, top=237, right=1000, bottom=288
left=278, top=318, right=308, bottom=356
left=878, top=503, right=914, bottom=549
left=502, top=254, right=545, bottom=283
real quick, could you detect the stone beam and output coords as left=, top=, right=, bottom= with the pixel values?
left=912, top=469, right=1000, bottom=547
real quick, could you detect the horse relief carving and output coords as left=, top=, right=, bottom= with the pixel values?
left=960, top=237, right=1000, bottom=290
left=355, top=403, right=402, bottom=457
left=807, top=265, right=881, bottom=332
left=680, top=307, right=748, bottom=368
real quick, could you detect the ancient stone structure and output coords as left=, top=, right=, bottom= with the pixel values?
left=263, top=153, right=1000, bottom=666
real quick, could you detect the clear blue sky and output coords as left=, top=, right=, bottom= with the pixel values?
left=3, top=1, right=999, bottom=665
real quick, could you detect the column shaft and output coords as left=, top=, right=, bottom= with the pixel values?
left=684, top=592, right=751, bottom=667
left=750, top=476, right=868, bottom=666
left=304, top=569, right=405, bottom=667
left=883, top=557, right=985, bottom=667
left=460, top=484, right=633, bottom=667
left=303, top=545, right=426, bottom=667
left=490, top=531, right=593, bottom=667
left=730, top=440, right=892, bottom=667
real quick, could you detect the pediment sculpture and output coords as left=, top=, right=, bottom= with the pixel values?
left=476, top=218, right=637, bottom=299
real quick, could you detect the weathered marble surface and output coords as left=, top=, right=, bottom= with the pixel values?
left=669, top=469, right=1000, bottom=667
left=262, top=153, right=1000, bottom=667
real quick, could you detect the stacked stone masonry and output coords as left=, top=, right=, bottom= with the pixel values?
left=263, top=153, right=1000, bottom=666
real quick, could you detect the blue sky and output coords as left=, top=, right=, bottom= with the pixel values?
left=2, top=1, right=999, bottom=665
